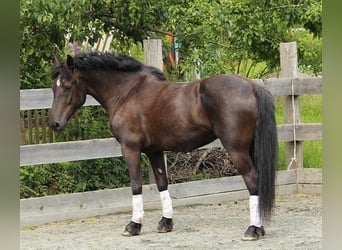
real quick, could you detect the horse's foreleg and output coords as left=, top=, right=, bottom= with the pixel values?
left=146, top=151, right=174, bottom=233
left=121, top=145, right=144, bottom=236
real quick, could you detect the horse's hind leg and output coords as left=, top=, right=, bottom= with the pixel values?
left=229, top=150, right=265, bottom=240
left=146, top=151, right=174, bottom=233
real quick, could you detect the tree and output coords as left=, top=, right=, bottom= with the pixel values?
left=20, top=0, right=165, bottom=89
left=20, top=0, right=322, bottom=89
left=159, top=0, right=322, bottom=78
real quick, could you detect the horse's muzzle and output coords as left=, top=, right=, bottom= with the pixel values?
left=48, top=121, right=65, bottom=132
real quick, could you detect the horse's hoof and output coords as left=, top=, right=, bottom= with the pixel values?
left=122, top=221, right=142, bottom=236
left=157, top=217, right=173, bottom=233
left=241, top=225, right=265, bottom=241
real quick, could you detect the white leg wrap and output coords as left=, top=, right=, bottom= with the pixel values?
left=249, top=195, right=262, bottom=227
left=132, top=195, right=144, bottom=224
left=160, top=190, right=173, bottom=219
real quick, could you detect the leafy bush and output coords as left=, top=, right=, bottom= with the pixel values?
left=20, top=157, right=151, bottom=199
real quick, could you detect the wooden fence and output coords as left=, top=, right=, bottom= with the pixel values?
left=19, top=41, right=322, bottom=226
left=19, top=76, right=322, bottom=166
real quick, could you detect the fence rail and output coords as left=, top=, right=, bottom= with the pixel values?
left=20, top=77, right=322, bottom=110
left=20, top=168, right=322, bottom=226
left=20, top=77, right=322, bottom=166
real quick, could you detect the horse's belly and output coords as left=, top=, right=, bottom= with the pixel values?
left=146, top=130, right=216, bottom=153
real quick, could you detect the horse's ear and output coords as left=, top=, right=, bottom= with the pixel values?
left=52, top=55, right=59, bottom=66
left=66, top=55, right=75, bottom=72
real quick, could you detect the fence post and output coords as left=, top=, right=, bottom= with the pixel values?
left=279, top=42, right=303, bottom=169
left=143, top=39, right=164, bottom=184
left=20, top=112, right=25, bottom=145
left=143, top=39, right=163, bottom=71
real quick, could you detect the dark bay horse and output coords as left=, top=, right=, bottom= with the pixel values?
left=48, top=51, right=278, bottom=240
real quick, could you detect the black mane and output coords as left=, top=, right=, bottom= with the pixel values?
left=52, top=51, right=166, bottom=80
left=74, top=51, right=143, bottom=72
left=73, top=51, right=166, bottom=80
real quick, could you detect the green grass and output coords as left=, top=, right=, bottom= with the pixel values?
left=275, top=95, right=322, bottom=170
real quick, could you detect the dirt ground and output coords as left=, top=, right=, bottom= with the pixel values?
left=20, top=193, right=321, bottom=250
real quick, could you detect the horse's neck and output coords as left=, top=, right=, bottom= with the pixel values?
left=84, top=72, right=141, bottom=113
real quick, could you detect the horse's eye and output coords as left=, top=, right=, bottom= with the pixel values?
left=64, top=84, right=72, bottom=90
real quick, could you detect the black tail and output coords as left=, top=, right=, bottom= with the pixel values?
left=252, top=84, right=278, bottom=222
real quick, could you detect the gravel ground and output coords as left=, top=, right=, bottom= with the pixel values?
left=20, top=193, right=321, bottom=250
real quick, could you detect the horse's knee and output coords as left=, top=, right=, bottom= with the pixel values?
left=153, top=167, right=169, bottom=192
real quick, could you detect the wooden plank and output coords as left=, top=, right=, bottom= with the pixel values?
left=20, top=77, right=322, bottom=111
left=297, top=184, right=322, bottom=194
left=261, top=77, right=322, bottom=96
left=18, top=125, right=312, bottom=166
left=41, top=109, right=47, bottom=143
left=20, top=89, right=100, bottom=110
left=48, top=124, right=54, bottom=143
left=20, top=187, right=133, bottom=227
left=277, top=123, right=322, bottom=141
left=20, top=138, right=122, bottom=166
left=199, top=139, right=223, bottom=149
left=34, top=110, right=40, bottom=144
left=20, top=172, right=298, bottom=226
left=170, top=171, right=296, bottom=199
left=169, top=175, right=246, bottom=199
left=275, top=184, right=297, bottom=196
left=27, top=110, right=33, bottom=144
left=275, top=170, right=296, bottom=185
left=143, top=39, right=163, bottom=185
left=20, top=89, right=52, bottom=110
left=20, top=123, right=322, bottom=166
left=22, top=184, right=299, bottom=227
left=297, top=168, right=322, bottom=184
left=20, top=111, right=25, bottom=145
left=280, top=42, right=303, bottom=169
left=143, top=39, right=163, bottom=71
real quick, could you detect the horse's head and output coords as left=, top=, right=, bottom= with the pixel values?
left=48, top=55, right=86, bottom=132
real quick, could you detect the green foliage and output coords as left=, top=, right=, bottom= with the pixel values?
left=275, top=94, right=322, bottom=125
left=20, top=156, right=151, bottom=198
left=161, top=0, right=322, bottom=79
left=20, top=0, right=99, bottom=88
left=20, top=0, right=164, bottom=89
left=300, top=94, right=322, bottom=169
left=290, top=29, right=322, bottom=75
left=20, top=0, right=322, bottom=88
left=54, top=106, right=112, bottom=142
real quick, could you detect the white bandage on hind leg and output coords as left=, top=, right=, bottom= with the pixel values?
left=160, top=190, right=173, bottom=219
left=132, top=194, right=144, bottom=224
left=249, top=195, right=262, bottom=227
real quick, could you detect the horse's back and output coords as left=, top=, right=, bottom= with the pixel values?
left=200, top=74, right=254, bottom=98
left=140, top=81, right=216, bottom=152
left=199, top=74, right=257, bottom=111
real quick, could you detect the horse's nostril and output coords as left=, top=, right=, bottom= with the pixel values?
left=49, top=121, right=60, bottom=131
